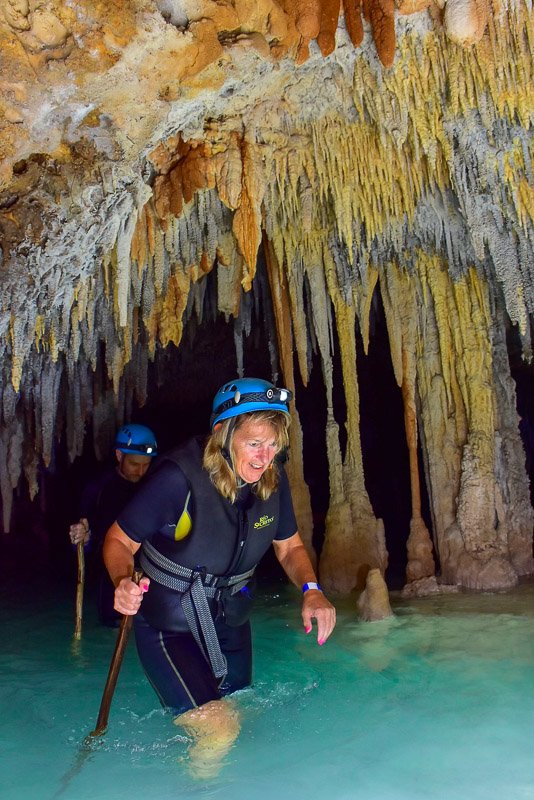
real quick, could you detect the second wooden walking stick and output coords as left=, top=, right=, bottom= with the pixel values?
left=74, top=541, right=85, bottom=640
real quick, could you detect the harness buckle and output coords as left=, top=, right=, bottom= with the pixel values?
left=192, top=565, right=207, bottom=583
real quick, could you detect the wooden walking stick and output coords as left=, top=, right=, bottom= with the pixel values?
left=74, top=541, right=85, bottom=640
left=54, top=569, right=144, bottom=798
left=86, top=568, right=143, bottom=740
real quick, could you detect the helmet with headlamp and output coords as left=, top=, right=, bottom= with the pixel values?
left=210, top=378, right=293, bottom=429
left=115, top=424, right=158, bottom=456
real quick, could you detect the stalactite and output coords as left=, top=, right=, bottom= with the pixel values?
left=65, top=362, right=88, bottom=463
left=36, top=357, right=64, bottom=468
left=363, top=0, right=397, bottom=68
left=318, top=0, right=342, bottom=56
left=263, top=233, right=316, bottom=565
left=342, top=0, right=364, bottom=47
left=281, top=243, right=311, bottom=387
left=0, top=421, right=21, bottom=533
left=232, top=137, right=267, bottom=286
left=214, top=130, right=243, bottom=211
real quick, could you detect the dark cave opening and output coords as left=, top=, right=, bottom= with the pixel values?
left=506, top=320, right=534, bottom=512
left=355, top=289, right=434, bottom=587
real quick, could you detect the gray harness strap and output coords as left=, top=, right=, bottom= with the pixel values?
left=139, top=540, right=255, bottom=682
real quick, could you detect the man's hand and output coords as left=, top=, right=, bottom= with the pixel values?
left=69, top=517, right=90, bottom=545
left=114, top=576, right=150, bottom=616
left=302, top=589, right=336, bottom=645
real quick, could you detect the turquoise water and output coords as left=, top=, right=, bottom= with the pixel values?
left=1, top=579, right=534, bottom=800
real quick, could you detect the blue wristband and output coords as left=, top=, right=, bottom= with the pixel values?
left=302, top=582, right=322, bottom=593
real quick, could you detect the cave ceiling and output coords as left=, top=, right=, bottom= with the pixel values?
left=0, top=0, right=533, bottom=591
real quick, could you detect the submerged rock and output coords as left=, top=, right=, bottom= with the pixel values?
left=401, top=576, right=459, bottom=598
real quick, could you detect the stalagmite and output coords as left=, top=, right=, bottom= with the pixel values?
left=357, top=568, right=394, bottom=621
left=413, top=257, right=532, bottom=590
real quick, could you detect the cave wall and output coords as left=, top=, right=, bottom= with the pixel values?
left=0, top=0, right=533, bottom=590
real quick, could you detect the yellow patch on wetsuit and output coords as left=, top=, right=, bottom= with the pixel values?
left=174, top=491, right=192, bottom=540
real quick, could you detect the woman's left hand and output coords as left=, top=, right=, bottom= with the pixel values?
left=302, top=590, right=336, bottom=645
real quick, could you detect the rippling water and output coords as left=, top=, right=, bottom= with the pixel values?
left=1, top=578, right=533, bottom=800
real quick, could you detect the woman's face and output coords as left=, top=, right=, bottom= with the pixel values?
left=231, top=418, right=278, bottom=484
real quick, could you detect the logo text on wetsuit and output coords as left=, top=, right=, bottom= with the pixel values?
left=254, top=514, right=275, bottom=529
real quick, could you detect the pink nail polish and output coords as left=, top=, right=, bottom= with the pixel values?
left=318, top=639, right=325, bottom=646
left=305, top=625, right=312, bottom=634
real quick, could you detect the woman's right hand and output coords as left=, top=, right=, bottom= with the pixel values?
left=114, top=576, right=150, bottom=616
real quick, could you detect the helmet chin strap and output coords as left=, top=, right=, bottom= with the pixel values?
left=221, top=418, right=237, bottom=467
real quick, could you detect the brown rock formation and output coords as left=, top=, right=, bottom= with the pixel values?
left=357, top=568, right=394, bottom=620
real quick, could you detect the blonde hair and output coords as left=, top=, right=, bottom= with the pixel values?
left=203, top=410, right=290, bottom=503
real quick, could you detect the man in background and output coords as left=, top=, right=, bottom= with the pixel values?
left=69, top=423, right=158, bottom=625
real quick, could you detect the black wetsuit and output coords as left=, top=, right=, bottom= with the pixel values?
left=117, top=437, right=297, bottom=713
left=79, top=468, right=140, bottom=626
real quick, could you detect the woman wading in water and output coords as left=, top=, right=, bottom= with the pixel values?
left=104, top=378, right=336, bottom=776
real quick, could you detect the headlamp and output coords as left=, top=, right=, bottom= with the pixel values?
left=265, top=387, right=292, bottom=404
left=121, top=442, right=155, bottom=454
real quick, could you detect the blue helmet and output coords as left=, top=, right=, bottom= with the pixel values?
left=210, top=378, right=293, bottom=429
left=115, top=424, right=158, bottom=456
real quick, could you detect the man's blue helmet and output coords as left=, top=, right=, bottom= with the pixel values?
left=115, top=424, right=158, bottom=456
left=210, top=378, right=293, bottom=429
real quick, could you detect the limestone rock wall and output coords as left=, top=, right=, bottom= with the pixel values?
left=0, top=1, right=532, bottom=589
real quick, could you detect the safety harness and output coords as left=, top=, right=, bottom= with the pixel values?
left=140, top=539, right=255, bottom=682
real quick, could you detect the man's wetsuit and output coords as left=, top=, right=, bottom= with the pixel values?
left=117, top=437, right=298, bottom=713
left=80, top=468, right=140, bottom=626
